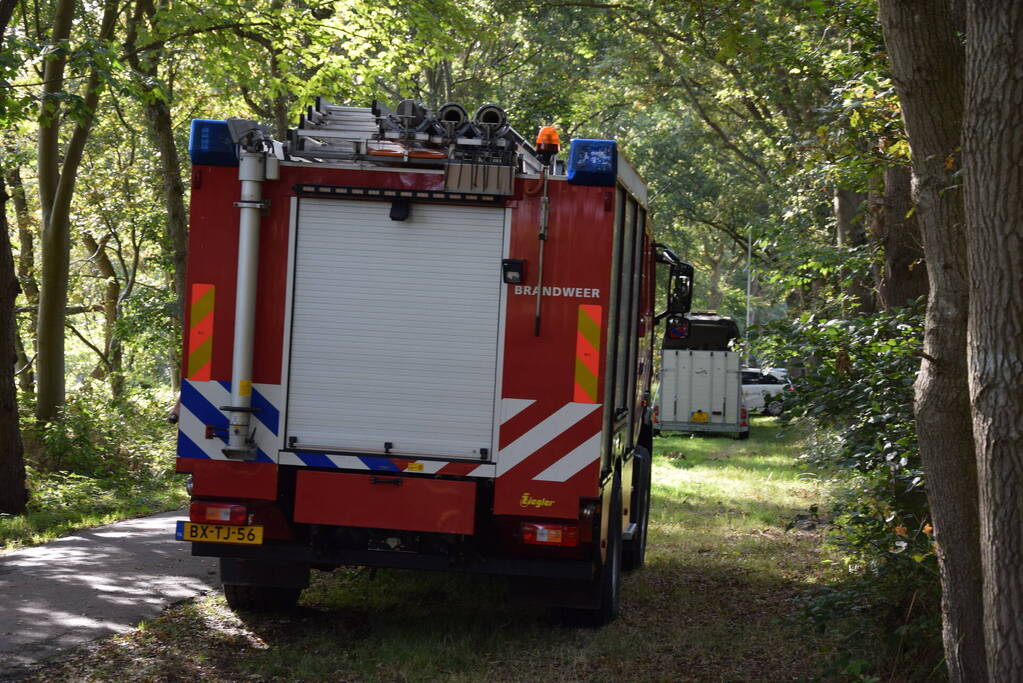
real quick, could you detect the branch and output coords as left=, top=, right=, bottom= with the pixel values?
left=15, top=354, right=36, bottom=376
left=65, top=322, right=110, bottom=368
left=675, top=74, right=774, bottom=184
left=127, top=20, right=263, bottom=57
left=16, top=304, right=103, bottom=314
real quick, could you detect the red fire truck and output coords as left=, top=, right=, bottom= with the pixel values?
left=175, top=98, right=689, bottom=624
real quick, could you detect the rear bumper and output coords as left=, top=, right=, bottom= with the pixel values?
left=191, top=541, right=594, bottom=581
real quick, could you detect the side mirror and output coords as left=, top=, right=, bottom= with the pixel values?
left=653, top=243, right=694, bottom=322
left=670, top=266, right=694, bottom=314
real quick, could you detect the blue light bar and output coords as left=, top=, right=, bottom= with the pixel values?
left=188, top=119, right=239, bottom=166
left=567, top=139, right=617, bottom=187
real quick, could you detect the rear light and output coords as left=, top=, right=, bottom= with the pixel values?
left=521, top=522, right=579, bottom=547
left=740, top=408, right=748, bottom=427
left=653, top=404, right=660, bottom=425
left=190, top=501, right=248, bottom=525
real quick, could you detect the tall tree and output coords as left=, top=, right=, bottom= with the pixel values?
left=34, top=0, right=119, bottom=421
left=878, top=1, right=985, bottom=680
left=0, top=0, right=28, bottom=514
left=963, top=2, right=1023, bottom=677
left=123, top=0, right=189, bottom=392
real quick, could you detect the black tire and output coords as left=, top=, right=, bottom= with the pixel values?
left=561, top=468, right=623, bottom=627
left=765, top=398, right=784, bottom=417
left=737, top=429, right=750, bottom=440
left=223, top=583, right=302, bottom=612
left=623, top=447, right=651, bottom=572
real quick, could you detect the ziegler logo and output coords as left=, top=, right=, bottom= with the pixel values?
left=520, top=493, right=556, bottom=509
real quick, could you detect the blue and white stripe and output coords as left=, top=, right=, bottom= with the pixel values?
left=177, top=379, right=283, bottom=463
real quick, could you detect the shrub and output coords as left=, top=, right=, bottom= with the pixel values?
left=754, top=301, right=944, bottom=677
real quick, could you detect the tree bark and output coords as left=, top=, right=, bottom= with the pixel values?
left=706, top=240, right=724, bottom=311
left=879, top=2, right=986, bottom=680
left=81, top=234, right=123, bottom=399
left=874, top=165, right=929, bottom=309
left=34, top=0, right=119, bottom=421
left=0, top=0, right=28, bottom=515
left=125, top=0, right=188, bottom=391
left=963, top=2, right=1023, bottom=677
left=4, top=167, right=36, bottom=394
left=833, top=187, right=875, bottom=312
left=144, top=100, right=188, bottom=326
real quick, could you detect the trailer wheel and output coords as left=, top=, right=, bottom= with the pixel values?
left=560, top=468, right=623, bottom=627
left=623, top=446, right=651, bottom=572
left=223, top=583, right=302, bottom=612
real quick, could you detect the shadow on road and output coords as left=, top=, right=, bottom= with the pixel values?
left=0, top=510, right=217, bottom=680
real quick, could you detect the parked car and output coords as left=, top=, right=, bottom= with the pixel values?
left=741, top=368, right=794, bottom=416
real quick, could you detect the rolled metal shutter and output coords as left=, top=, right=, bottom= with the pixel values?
left=286, top=198, right=505, bottom=459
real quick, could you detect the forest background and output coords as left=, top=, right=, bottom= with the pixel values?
left=1, top=0, right=1021, bottom=680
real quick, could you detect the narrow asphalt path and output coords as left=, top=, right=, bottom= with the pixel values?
left=0, top=510, right=219, bottom=680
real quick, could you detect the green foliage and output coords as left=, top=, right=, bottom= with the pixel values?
left=0, top=465, right=187, bottom=551
left=1, top=385, right=183, bottom=550
left=753, top=303, right=944, bottom=677
left=31, top=384, right=176, bottom=478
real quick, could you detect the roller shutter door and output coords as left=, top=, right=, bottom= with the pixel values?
left=285, top=198, right=505, bottom=459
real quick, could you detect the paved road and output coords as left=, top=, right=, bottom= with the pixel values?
left=0, top=510, right=219, bottom=680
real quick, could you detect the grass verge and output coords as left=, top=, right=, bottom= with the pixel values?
left=27, top=417, right=829, bottom=681
left=0, top=470, right=188, bottom=553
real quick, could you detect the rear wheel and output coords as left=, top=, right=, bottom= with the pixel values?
left=765, top=397, right=784, bottom=417
left=223, top=583, right=302, bottom=612
left=219, top=558, right=308, bottom=612
left=623, top=447, right=651, bottom=571
left=560, top=467, right=623, bottom=626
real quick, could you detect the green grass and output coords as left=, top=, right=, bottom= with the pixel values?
left=0, top=471, right=188, bottom=552
left=29, top=417, right=830, bottom=681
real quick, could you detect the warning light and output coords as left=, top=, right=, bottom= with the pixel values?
left=535, top=126, right=560, bottom=166
left=536, top=125, right=560, bottom=148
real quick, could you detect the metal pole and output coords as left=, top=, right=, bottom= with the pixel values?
left=225, top=150, right=265, bottom=457
left=746, top=226, right=753, bottom=363
left=533, top=170, right=550, bottom=336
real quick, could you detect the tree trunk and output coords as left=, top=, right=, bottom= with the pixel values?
left=0, top=0, right=28, bottom=515
left=4, top=167, right=36, bottom=394
left=144, top=100, right=188, bottom=325
left=125, top=0, right=187, bottom=391
left=33, top=0, right=75, bottom=422
left=833, top=187, right=875, bottom=313
left=34, top=0, right=119, bottom=422
left=707, top=240, right=724, bottom=311
left=874, top=165, right=929, bottom=309
left=879, top=2, right=986, bottom=680
left=963, top=2, right=1023, bottom=677
left=81, top=233, right=123, bottom=399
